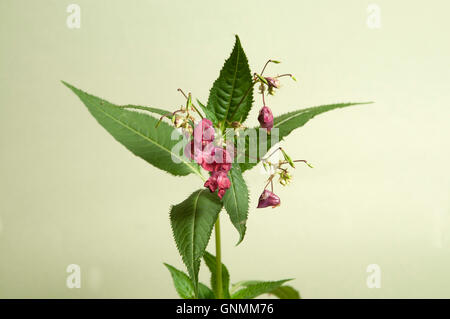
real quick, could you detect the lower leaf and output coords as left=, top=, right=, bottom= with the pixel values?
left=231, top=279, right=292, bottom=299
left=203, top=251, right=231, bottom=298
left=269, top=285, right=301, bottom=299
left=164, top=263, right=215, bottom=299
left=170, top=189, right=223, bottom=296
left=164, top=263, right=195, bottom=299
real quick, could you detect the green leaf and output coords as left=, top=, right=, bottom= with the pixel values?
left=239, top=102, right=372, bottom=172
left=203, top=251, right=231, bottom=299
left=269, top=285, right=301, bottom=299
left=170, top=189, right=223, bottom=296
left=63, top=81, right=203, bottom=177
left=223, top=165, right=249, bottom=244
left=164, top=263, right=215, bottom=299
left=197, top=99, right=218, bottom=125
left=198, top=283, right=215, bottom=299
left=118, top=104, right=172, bottom=117
left=164, top=263, right=195, bottom=299
left=207, top=35, right=253, bottom=124
left=231, top=279, right=292, bottom=299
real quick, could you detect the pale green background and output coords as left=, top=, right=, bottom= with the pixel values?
left=1, top=0, right=449, bottom=298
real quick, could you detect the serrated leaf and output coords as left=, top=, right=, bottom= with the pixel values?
left=269, top=285, right=301, bottom=299
left=198, top=283, right=215, bottom=299
left=231, top=279, right=292, bottom=299
left=207, top=35, right=253, bottom=124
left=118, top=104, right=172, bottom=117
left=203, top=251, right=231, bottom=299
left=223, top=165, right=249, bottom=244
left=197, top=99, right=218, bottom=125
left=239, top=102, right=372, bottom=172
left=164, top=263, right=215, bottom=299
left=164, top=263, right=195, bottom=299
left=63, top=81, right=203, bottom=177
left=170, top=189, right=223, bottom=296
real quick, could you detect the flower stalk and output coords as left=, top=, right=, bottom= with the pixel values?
left=214, top=215, right=223, bottom=299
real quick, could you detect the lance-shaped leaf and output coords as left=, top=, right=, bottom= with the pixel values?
left=223, top=165, right=249, bottom=244
left=203, top=251, right=231, bottom=299
left=231, top=279, right=292, bottom=299
left=198, top=283, right=215, bottom=299
left=269, top=285, right=301, bottom=299
left=197, top=99, right=218, bottom=125
left=164, top=263, right=195, bottom=299
left=170, top=189, right=223, bottom=296
left=164, top=263, right=214, bottom=299
left=63, top=81, right=202, bottom=177
left=240, top=102, right=372, bottom=172
left=118, top=104, right=172, bottom=117
left=207, top=35, right=253, bottom=124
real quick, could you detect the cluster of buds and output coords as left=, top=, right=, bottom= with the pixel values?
left=184, top=118, right=233, bottom=199
left=156, top=89, right=201, bottom=136
left=253, top=60, right=296, bottom=133
left=257, top=147, right=313, bottom=209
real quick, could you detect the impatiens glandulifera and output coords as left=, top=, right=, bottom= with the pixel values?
left=63, top=35, right=371, bottom=299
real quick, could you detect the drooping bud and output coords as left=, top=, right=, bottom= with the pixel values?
left=258, top=106, right=274, bottom=132
left=204, top=171, right=231, bottom=199
left=257, top=189, right=281, bottom=208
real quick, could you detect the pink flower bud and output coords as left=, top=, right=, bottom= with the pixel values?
left=193, top=118, right=215, bottom=146
left=204, top=171, right=231, bottom=199
left=265, top=77, right=280, bottom=89
left=184, top=140, right=196, bottom=160
left=201, top=146, right=232, bottom=172
left=257, top=189, right=280, bottom=208
left=258, top=106, right=274, bottom=132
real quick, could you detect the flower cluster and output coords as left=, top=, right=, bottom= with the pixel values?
left=257, top=147, right=313, bottom=209
left=254, top=61, right=296, bottom=133
left=252, top=61, right=309, bottom=209
left=184, top=118, right=232, bottom=199
left=161, top=60, right=309, bottom=206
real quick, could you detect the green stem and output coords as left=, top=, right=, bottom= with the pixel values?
left=214, top=215, right=223, bottom=299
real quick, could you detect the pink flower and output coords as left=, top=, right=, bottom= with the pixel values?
left=265, top=77, right=280, bottom=89
left=204, top=171, right=231, bottom=199
left=184, top=140, right=196, bottom=160
left=257, top=189, right=280, bottom=208
left=200, top=146, right=232, bottom=172
left=258, top=106, right=274, bottom=132
left=193, top=118, right=215, bottom=146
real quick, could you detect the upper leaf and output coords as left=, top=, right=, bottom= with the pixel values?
left=239, top=102, right=372, bottom=172
left=203, top=251, right=231, bottom=299
left=207, top=35, right=253, bottom=124
left=223, top=165, right=249, bottom=244
left=231, top=279, right=292, bottom=299
left=170, top=189, right=223, bottom=296
left=197, top=99, right=218, bottom=125
left=63, top=81, right=202, bottom=177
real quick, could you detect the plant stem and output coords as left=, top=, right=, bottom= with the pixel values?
left=214, top=215, right=223, bottom=299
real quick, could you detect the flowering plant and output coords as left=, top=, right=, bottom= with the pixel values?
left=64, top=35, right=369, bottom=299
